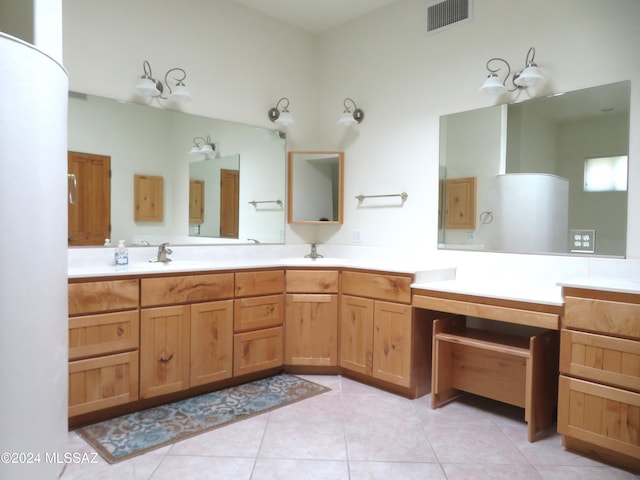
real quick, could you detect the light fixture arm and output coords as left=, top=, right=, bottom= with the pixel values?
left=190, top=135, right=216, bottom=159
left=268, top=97, right=290, bottom=122
left=480, top=47, right=543, bottom=95
left=140, top=60, right=164, bottom=96
left=164, top=67, right=187, bottom=97
left=485, top=57, right=514, bottom=91
left=342, top=97, right=365, bottom=124
left=136, top=60, right=192, bottom=102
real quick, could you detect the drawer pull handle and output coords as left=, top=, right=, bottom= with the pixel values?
left=159, top=353, right=173, bottom=363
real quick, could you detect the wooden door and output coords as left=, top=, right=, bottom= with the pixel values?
left=190, top=300, right=234, bottom=387
left=189, top=179, right=205, bottom=224
left=285, top=294, right=338, bottom=366
left=140, top=305, right=190, bottom=398
left=68, top=151, right=111, bottom=246
left=339, top=295, right=374, bottom=376
left=220, top=169, right=239, bottom=238
left=373, top=301, right=413, bottom=387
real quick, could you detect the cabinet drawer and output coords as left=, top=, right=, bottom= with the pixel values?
left=234, top=294, right=284, bottom=332
left=69, top=279, right=139, bottom=315
left=558, top=375, right=640, bottom=461
left=141, top=273, right=234, bottom=306
left=286, top=270, right=339, bottom=293
left=235, top=270, right=284, bottom=297
left=560, top=329, right=640, bottom=392
left=341, top=271, right=412, bottom=304
left=68, top=351, right=139, bottom=417
left=69, top=310, right=139, bottom=360
left=564, top=296, right=640, bottom=339
left=233, top=326, right=283, bottom=376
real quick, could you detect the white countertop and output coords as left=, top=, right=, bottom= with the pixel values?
left=412, top=279, right=564, bottom=306
left=558, top=276, right=640, bottom=295
left=68, top=256, right=457, bottom=281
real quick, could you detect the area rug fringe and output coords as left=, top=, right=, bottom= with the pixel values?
left=75, top=373, right=330, bottom=464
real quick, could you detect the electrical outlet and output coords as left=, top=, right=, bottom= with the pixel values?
left=352, top=229, right=361, bottom=243
left=569, top=229, right=595, bottom=253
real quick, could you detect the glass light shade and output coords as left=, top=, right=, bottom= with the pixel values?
left=275, top=110, right=294, bottom=126
left=338, top=111, right=357, bottom=126
left=169, top=83, right=192, bottom=102
left=514, top=64, right=544, bottom=87
left=136, top=77, right=160, bottom=97
left=479, top=74, right=507, bottom=95
left=200, top=143, right=216, bottom=158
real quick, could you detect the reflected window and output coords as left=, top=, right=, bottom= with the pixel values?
left=584, top=155, right=628, bottom=192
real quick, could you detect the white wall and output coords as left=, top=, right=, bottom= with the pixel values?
left=63, top=0, right=640, bottom=259
left=0, top=22, right=68, bottom=480
left=316, top=0, right=640, bottom=258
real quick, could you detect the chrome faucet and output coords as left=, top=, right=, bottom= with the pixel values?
left=304, top=243, right=323, bottom=260
left=150, top=242, right=172, bottom=263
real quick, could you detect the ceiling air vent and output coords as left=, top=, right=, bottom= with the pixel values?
left=426, top=0, right=472, bottom=34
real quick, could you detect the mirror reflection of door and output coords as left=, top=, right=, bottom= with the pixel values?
left=189, top=180, right=205, bottom=224
left=67, top=151, right=111, bottom=246
left=220, top=169, right=239, bottom=238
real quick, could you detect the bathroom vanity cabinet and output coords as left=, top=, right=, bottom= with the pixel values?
left=139, top=273, right=234, bottom=398
left=68, top=279, right=140, bottom=417
left=67, top=270, right=285, bottom=424
left=233, top=270, right=284, bottom=376
left=558, top=287, right=640, bottom=471
left=284, top=269, right=339, bottom=368
left=340, top=271, right=431, bottom=397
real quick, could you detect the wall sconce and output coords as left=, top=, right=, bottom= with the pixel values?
left=135, top=60, right=192, bottom=102
left=189, top=135, right=216, bottom=159
left=338, top=97, right=365, bottom=125
left=479, top=47, right=544, bottom=95
left=267, top=97, right=294, bottom=125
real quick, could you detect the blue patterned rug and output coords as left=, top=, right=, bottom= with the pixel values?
left=75, top=374, right=330, bottom=464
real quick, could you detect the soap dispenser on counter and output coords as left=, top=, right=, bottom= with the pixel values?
left=114, top=240, right=129, bottom=266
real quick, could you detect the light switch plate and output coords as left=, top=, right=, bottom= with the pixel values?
left=569, top=229, right=595, bottom=253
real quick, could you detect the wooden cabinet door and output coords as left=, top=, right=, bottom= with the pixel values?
left=340, top=295, right=374, bottom=376
left=373, top=301, right=413, bottom=387
left=233, top=327, right=283, bottom=377
left=285, top=294, right=338, bottom=366
left=68, top=351, right=139, bottom=417
left=234, top=294, right=284, bottom=332
left=558, top=375, right=640, bottom=461
left=190, top=300, right=234, bottom=387
left=140, top=305, right=190, bottom=398
left=444, top=176, right=476, bottom=229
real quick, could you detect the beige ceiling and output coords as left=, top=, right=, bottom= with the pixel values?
left=230, top=0, right=402, bottom=33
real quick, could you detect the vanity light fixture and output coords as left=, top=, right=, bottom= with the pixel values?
left=189, top=135, right=216, bottom=159
left=267, top=97, right=294, bottom=125
left=479, top=47, right=544, bottom=95
left=135, top=60, right=192, bottom=102
left=338, top=97, right=365, bottom=125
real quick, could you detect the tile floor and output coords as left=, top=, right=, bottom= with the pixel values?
left=60, top=375, right=639, bottom=479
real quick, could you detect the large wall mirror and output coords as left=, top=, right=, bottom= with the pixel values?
left=288, top=151, right=344, bottom=224
left=68, top=93, right=286, bottom=246
left=439, top=81, right=630, bottom=257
